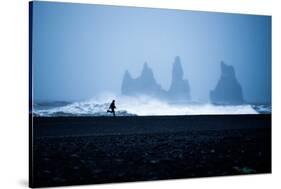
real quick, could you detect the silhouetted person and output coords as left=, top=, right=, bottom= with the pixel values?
left=107, top=100, right=116, bottom=117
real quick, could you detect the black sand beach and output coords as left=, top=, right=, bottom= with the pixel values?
left=30, top=114, right=271, bottom=187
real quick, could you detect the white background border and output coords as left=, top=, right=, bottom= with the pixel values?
left=0, top=0, right=280, bottom=188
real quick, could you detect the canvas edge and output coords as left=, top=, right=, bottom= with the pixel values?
left=29, top=1, right=34, bottom=188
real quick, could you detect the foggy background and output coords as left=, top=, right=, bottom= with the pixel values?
left=32, top=2, right=271, bottom=104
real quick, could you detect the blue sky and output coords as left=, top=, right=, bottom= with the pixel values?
left=32, top=1, right=271, bottom=103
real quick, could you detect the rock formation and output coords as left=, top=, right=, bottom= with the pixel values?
left=121, top=62, right=166, bottom=98
left=121, top=57, right=191, bottom=103
left=167, top=56, right=191, bottom=102
left=210, top=61, right=244, bottom=105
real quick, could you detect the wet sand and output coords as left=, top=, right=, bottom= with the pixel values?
left=30, top=115, right=271, bottom=187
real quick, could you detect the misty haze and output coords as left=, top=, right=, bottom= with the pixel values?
left=32, top=2, right=271, bottom=116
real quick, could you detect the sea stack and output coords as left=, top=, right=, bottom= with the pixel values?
left=121, top=62, right=165, bottom=97
left=167, top=56, right=191, bottom=102
left=121, top=57, right=191, bottom=103
left=210, top=61, right=244, bottom=105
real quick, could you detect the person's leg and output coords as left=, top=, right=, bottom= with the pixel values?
left=113, top=110, right=116, bottom=117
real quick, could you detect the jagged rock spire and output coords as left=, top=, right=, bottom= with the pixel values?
left=172, top=56, right=184, bottom=80
left=168, top=56, right=191, bottom=102
left=210, top=61, right=244, bottom=105
left=121, top=62, right=164, bottom=97
left=121, top=57, right=191, bottom=103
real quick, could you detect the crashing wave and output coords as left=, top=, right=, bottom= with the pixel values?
left=32, top=95, right=268, bottom=117
left=33, top=101, right=136, bottom=117
left=251, top=104, right=271, bottom=114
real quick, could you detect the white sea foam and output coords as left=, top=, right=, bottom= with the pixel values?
left=33, top=94, right=265, bottom=117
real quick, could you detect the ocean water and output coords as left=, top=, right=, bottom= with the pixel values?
left=32, top=96, right=271, bottom=117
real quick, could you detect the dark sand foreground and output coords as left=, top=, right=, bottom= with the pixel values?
left=30, top=115, right=271, bottom=187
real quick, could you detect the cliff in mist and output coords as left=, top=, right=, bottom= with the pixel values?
left=121, top=56, right=191, bottom=103
left=167, top=56, right=191, bottom=102
left=121, top=62, right=166, bottom=97
left=210, top=62, right=244, bottom=105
